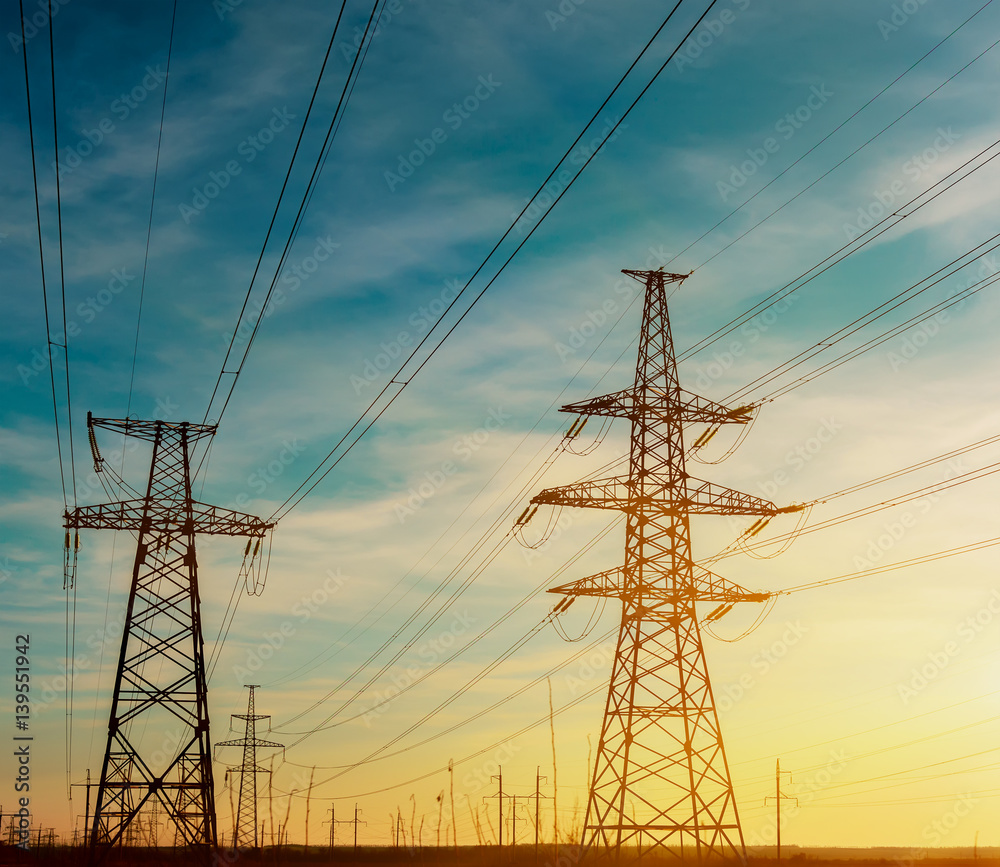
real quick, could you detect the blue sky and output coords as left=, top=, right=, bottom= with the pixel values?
left=3, top=0, right=1000, bottom=850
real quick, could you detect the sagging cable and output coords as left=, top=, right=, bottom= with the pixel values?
left=705, top=595, right=777, bottom=643
left=740, top=504, right=813, bottom=560
left=515, top=505, right=560, bottom=549
left=691, top=405, right=760, bottom=466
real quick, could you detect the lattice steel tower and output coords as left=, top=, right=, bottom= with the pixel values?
left=65, top=416, right=273, bottom=857
left=531, top=270, right=796, bottom=861
left=217, top=685, right=281, bottom=849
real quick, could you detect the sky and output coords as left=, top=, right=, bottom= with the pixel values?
left=2, top=0, right=1000, bottom=852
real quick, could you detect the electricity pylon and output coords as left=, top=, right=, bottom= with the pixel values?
left=217, top=685, right=282, bottom=849
left=65, top=415, right=274, bottom=858
left=531, top=270, right=798, bottom=861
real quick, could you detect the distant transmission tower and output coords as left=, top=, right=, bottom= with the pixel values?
left=218, top=685, right=282, bottom=849
left=65, top=416, right=273, bottom=857
left=531, top=270, right=798, bottom=861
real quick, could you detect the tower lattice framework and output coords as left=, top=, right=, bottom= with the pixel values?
left=65, top=416, right=273, bottom=857
left=217, top=685, right=281, bottom=849
left=531, top=270, right=796, bottom=861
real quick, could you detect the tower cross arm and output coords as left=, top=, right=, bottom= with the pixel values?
left=531, top=477, right=633, bottom=511
left=683, top=477, right=799, bottom=516
left=64, top=500, right=274, bottom=536
left=560, top=389, right=754, bottom=425
left=531, top=475, right=800, bottom=516
left=216, top=737, right=283, bottom=750
left=548, top=564, right=770, bottom=603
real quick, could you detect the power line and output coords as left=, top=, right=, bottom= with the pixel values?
left=660, top=0, right=994, bottom=277
left=267, top=0, right=724, bottom=522
left=47, top=0, right=75, bottom=509
left=691, top=29, right=1000, bottom=274
left=200, top=0, right=379, bottom=430
left=126, top=0, right=179, bottom=419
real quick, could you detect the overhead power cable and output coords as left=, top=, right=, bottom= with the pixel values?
left=200, top=0, right=361, bottom=428
left=267, top=0, right=725, bottom=522
left=660, top=0, right=994, bottom=278
left=677, top=131, right=1000, bottom=368
left=126, top=0, right=179, bottom=420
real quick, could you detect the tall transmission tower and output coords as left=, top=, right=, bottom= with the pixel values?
left=65, top=416, right=273, bottom=857
left=531, top=270, right=798, bottom=861
left=217, top=685, right=282, bottom=849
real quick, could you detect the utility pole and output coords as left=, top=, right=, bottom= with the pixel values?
left=216, top=685, right=282, bottom=849
left=328, top=803, right=360, bottom=852
left=70, top=770, right=92, bottom=846
left=530, top=270, right=799, bottom=861
left=353, top=804, right=365, bottom=851
left=507, top=795, right=535, bottom=850
left=484, top=767, right=504, bottom=848
left=530, top=767, right=549, bottom=866
left=765, top=759, right=798, bottom=862
left=66, top=415, right=273, bottom=858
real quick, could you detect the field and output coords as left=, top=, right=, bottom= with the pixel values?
left=0, top=845, right=998, bottom=867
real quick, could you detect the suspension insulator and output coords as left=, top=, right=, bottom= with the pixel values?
left=706, top=603, right=734, bottom=622
left=748, top=518, right=772, bottom=537
left=515, top=506, right=531, bottom=525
